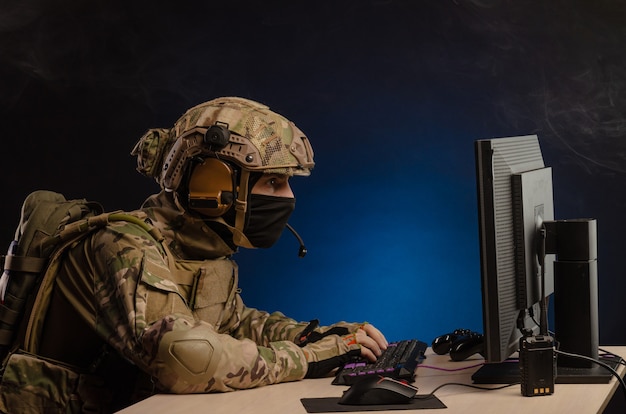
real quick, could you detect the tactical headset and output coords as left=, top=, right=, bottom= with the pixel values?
left=187, top=157, right=236, bottom=217
left=183, top=125, right=238, bottom=217
left=132, top=96, right=315, bottom=249
left=184, top=130, right=308, bottom=256
left=155, top=123, right=241, bottom=218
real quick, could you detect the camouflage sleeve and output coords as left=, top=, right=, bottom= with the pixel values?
left=231, top=306, right=368, bottom=346
left=89, top=221, right=308, bottom=393
left=230, top=307, right=309, bottom=345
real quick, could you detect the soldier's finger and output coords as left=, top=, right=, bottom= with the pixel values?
left=356, top=331, right=382, bottom=359
left=361, top=324, right=388, bottom=349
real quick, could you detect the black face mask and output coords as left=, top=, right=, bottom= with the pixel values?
left=244, top=194, right=296, bottom=248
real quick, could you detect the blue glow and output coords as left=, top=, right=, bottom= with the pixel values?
left=237, top=125, right=485, bottom=343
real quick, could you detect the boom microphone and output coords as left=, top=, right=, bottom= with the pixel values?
left=285, top=223, right=307, bottom=258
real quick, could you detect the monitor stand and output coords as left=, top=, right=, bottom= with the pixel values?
left=471, top=354, right=623, bottom=384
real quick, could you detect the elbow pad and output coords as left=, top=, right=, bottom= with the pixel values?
left=158, top=327, right=223, bottom=385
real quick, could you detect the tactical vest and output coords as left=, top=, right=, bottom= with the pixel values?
left=174, top=257, right=243, bottom=334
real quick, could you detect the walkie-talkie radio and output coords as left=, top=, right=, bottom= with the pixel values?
left=519, top=224, right=556, bottom=397
left=519, top=334, right=556, bottom=396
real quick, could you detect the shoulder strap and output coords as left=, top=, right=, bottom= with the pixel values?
left=21, top=211, right=164, bottom=356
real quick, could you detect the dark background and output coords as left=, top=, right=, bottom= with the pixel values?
left=2, top=0, right=625, bottom=354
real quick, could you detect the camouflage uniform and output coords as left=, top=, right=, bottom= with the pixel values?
left=0, top=97, right=367, bottom=413
left=0, top=192, right=364, bottom=412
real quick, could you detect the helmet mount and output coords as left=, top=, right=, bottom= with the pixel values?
left=203, top=123, right=230, bottom=151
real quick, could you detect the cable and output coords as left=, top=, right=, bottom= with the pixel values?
left=555, top=349, right=626, bottom=405
left=418, top=362, right=485, bottom=372
left=414, top=382, right=519, bottom=401
left=416, top=351, right=625, bottom=404
left=599, top=348, right=626, bottom=366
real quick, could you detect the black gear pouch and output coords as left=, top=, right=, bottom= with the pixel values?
left=295, top=319, right=359, bottom=379
left=295, top=320, right=351, bottom=347
left=304, top=348, right=361, bottom=379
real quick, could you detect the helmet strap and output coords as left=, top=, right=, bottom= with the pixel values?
left=232, top=169, right=255, bottom=248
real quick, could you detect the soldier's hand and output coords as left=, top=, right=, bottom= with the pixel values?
left=355, top=323, right=388, bottom=362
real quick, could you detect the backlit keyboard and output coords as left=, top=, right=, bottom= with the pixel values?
left=332, top=339, right=427, bottom=385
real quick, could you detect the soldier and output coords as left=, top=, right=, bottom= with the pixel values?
left=1, top=97, right=388, bottom=413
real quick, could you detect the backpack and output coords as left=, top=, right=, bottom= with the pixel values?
left=0, top=190, right=107, bottom=362
left=0, top=190, right=163, bottom=413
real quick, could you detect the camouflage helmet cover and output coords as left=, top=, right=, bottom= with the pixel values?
left=132, top=97, right=315, bottom=191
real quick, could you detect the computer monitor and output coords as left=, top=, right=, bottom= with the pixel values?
left=474, top=135, right=554, bottom=364
left=472, top=135, right=616, bottom=384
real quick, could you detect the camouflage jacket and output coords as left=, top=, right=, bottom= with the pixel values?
left=1, top=191, right=363, bottom=410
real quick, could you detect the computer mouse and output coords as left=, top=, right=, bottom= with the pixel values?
left=338, top=376, right=418, bottom=405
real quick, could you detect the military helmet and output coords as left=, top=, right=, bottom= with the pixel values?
left=131, top=97, right=314, bottom=248
left=132, top=97, right=315, bottom=192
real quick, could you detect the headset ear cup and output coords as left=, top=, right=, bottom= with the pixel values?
left=187, top=158, right=235, bottom=217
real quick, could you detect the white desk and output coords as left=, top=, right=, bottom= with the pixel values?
left=117, top=346, right=626, bottom=414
